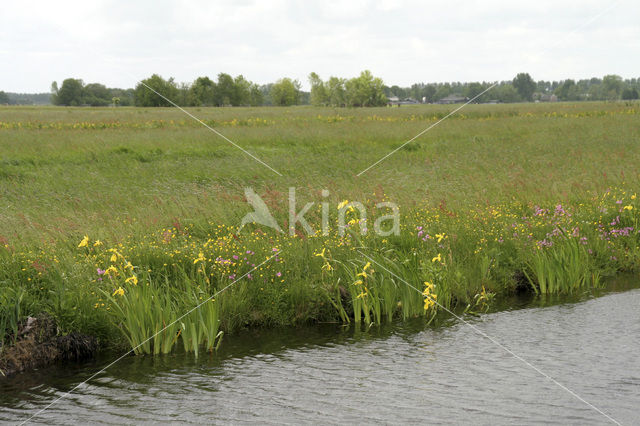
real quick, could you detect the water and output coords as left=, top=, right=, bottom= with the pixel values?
left=2, top=281, right=639, bottom=425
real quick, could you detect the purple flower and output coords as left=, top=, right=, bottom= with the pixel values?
left=233, top=255, right=239, bottom=260
left=536, top=239, right=553, bottom=248
left=276, top=272, right=282, bottom=277
left=97, top=268, right=105, bottom=275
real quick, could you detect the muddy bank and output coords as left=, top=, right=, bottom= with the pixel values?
left=0, top=315, right=97, bottom=377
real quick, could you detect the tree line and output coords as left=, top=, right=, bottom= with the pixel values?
left=48, top=70, right=388, bottom=107
left=387, top=73, right=640, bottom=103
left=48, top=73, right=305, bottom=107
left=11, top=71, right=638, bottom=107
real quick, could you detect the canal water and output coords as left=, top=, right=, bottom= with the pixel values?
left=2, top=279, right=639, bottom=425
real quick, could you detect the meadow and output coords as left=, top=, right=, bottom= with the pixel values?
left=1, top=102, right=639, bottom=356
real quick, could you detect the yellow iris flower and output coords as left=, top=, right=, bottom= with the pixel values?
left=78, top=235, right=89, bottom=248
left=193, top=252, right=206, bottom=264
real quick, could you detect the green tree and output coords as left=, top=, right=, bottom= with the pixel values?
left=109, top=88, right=134, bottom=106
left=248, top=83, right=264, bottom=106
left=0, top=91, right=9, bottom=104
left=422, top=84, right=437, bottom=103
left=494, top=84, right=520, bottom=103
left=465, top=82, right=492, bottom=103
left=344, top=70, right=387, bottom=107
left=214, top=73, right=235, bottom=106
left=602, top=75, right=623, bottom=100
left=434, top=83, right=451, bottom=102
left=233, top=75, right=251, bottom=106
left=176, top=82, right=194, bottom=106
left=554, top=79, right=578, bottom=101
left=83, top=83, right=111, bottom=106
left=326, top=77, right=346, bottom=107
left=55, top=78, right=84, bottom=106
left=270, top=78, right=300, bottom=106
left=308, top=72, right=328, bottom=106
left=50, top=81, right=59, bottom=104
left=190, top=76, right=216, bottom=106
left=512, top=73, right=536, bottom=101
left=134, top=74, right=178, bottom=107
left=621, top=87, right=639, bottom=100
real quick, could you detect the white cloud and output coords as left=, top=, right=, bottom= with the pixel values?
left=0, top=0, right=638, bottom=92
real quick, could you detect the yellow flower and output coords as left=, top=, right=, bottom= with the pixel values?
left=363, top=262, right=371, bottom=271
left=632, top=194, right=637, bottom=200
left=623, top=205, right=633, bottom=211
left=436, top=233, right=446, bottom=243
left=337, top=200, right=349, bottom=210
left=315, top=248, right=326, bottom=258
left=432, top=253, right=442, bottom=263
left=357, top=270, right=368, bottom=279
left=423, top=281, right=437, bottom=310
left=112, top=287, right=125, bottom=296
left=93, top=240, right=103, bottom=247
left=125, top=276, right=138, bottom=285
left=193, top=252, right=206, bottom=264
left=78, top=235, right=89, bottom=248
left=124, top=261, right=133, bottom=270
left=105, top=265, right=118, bottom=275
left=110, top=253, right=118, bottom=262
left=422, top=281, right=433, bottom=296
left=354, top=279, right=363, bottom=285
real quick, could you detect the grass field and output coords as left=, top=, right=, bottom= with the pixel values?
left=1, top=102, right=639, bottom=355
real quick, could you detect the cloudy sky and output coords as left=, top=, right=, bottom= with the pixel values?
left=1, top=0, right=638, bottom=93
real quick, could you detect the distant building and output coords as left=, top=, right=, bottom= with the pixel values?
left=539, top=94, right=558, bottom=102
left=387, top=96, right=420, bottom=106
left=436, top=94, right=468, bottom=104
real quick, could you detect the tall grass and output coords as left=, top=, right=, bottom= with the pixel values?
left=1, top=102, right=639, bottom=355
left=105, top=271, right=223, bottom=356
left=0, top=287, right=24, bottom=354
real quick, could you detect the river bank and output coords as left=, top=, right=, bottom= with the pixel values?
left=3, top=279, right=639, bottom=424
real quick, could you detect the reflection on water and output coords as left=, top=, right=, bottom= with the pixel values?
left=2, top=277, right=639, bottom=425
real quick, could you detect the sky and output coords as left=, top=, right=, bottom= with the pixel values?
left=1, top=0, right=638, bottom=93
